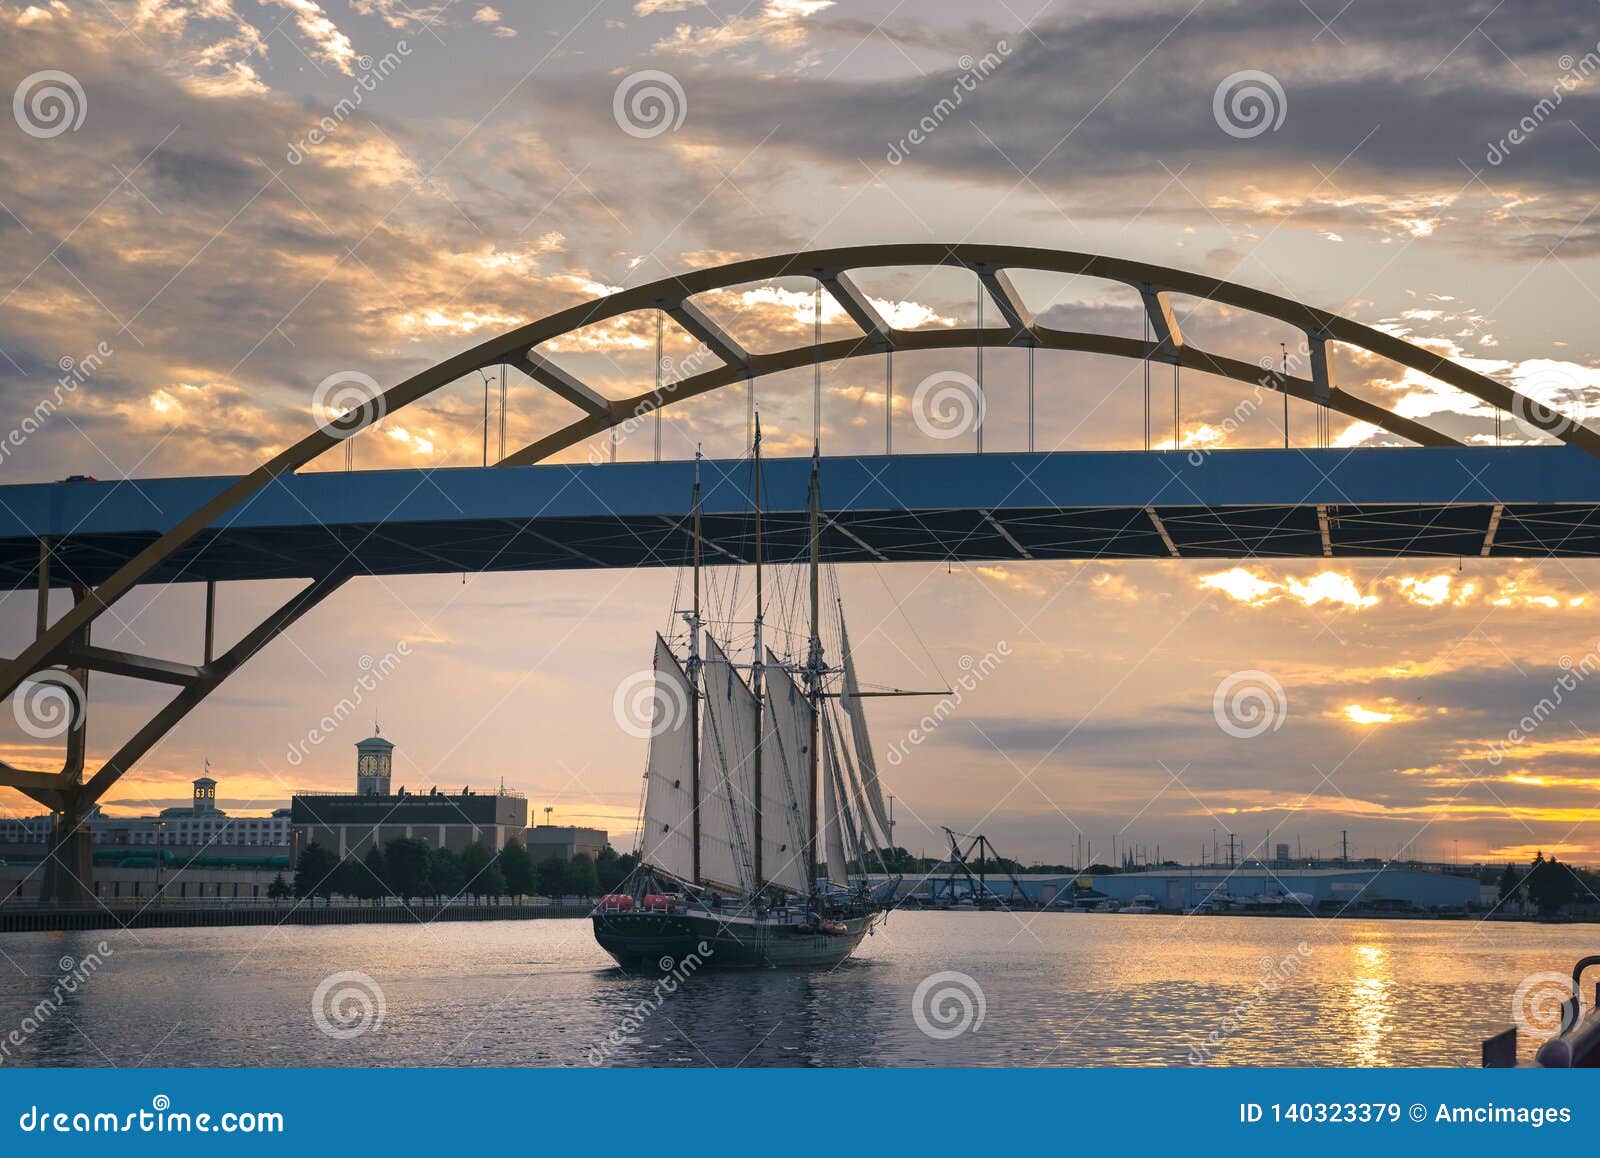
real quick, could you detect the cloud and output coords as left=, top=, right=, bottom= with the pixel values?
left=650, top=0, right=835, bottom=59
left=555, top=2, right=1600, bottom=255
left=263, top=0, right=358, bottom=76
left=1199, top=565, right=1588, bottom=613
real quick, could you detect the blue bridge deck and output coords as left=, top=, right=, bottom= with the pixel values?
left=3, top=447, right=1600, bottom=590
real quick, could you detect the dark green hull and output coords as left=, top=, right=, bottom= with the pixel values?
left=592, top=909, right=874, bottom=969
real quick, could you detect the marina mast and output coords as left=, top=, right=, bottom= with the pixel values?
left=751, top=420, right=766, bottom=890
left=689, top=449, right=703, bottom=886
left=806, top=444, right=823, bottom=893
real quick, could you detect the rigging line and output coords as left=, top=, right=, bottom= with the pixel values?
left=498, top=363, right=506, bottom=463
left=858, top=559, right=948, bottom=693
left=482, top=369, right=490, bottom=468
left=630, top=768, right=649, bottom=858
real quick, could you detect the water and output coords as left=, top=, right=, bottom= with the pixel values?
left=0, top=913, right=1587, bottom=1067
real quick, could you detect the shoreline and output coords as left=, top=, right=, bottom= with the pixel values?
left=0, top=900, right=593, bottom=933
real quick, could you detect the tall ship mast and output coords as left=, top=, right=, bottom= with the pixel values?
left=591, top=432, right=902, bottom=969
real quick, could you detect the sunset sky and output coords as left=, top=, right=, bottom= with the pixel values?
left=4, top=0, right=1600, bottom=867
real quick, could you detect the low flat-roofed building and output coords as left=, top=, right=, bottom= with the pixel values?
left=289, top=732, right=529, bottom=859
left=0, top=778, right=292, bottom=852
left=525, top=825, right=608, bottom=862
left=292, top=788, right=529, bottom=859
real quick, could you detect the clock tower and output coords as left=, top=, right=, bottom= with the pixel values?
left=355, top=729, right=395, bottom=796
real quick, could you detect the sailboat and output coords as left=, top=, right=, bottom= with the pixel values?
left=591, top=429, right=902, bottom=969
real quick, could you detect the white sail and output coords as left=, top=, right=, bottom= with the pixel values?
left=821, top=720, right=851, bottom=885
left=699, top=635, right=758, bottom=893
left=839, top=615, right=894, bottom=843
left=826, top=704, right=875, bottom=870
left=761, top=652, right=812, bottom=895
left=638, top=636, right=696, bottom=881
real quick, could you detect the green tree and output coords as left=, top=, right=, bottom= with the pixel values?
left=294, top=843, right=337, bottom=902
left=360, top=844, right=389, bottom=902
left=266, top=873, right=291, bottom=900
left=1527, top=852, right=1578, bottom=918
left=536, top=854, right=571, bottom=897
left=383, top=836, right=430, bottom=900
left=568, top=852, right=599, bottom=898
left=596, top=847, right=637, bottom=894
left=461, top=840, right=505, bottom=899
left=427, top=846, right=467, bottom=900
left=1497, top=862, right=1520, bottom=904
left=331, top=856, right=366, bottom=900
left=499, top=839, right=536, bottom=896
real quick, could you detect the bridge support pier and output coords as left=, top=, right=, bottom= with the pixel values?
left=41, top=803, right=95, bottom=906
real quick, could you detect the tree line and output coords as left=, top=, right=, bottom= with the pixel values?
left=1497, top=851, right=1590, bottom=918
left=267, top=837, right=638, bottom=903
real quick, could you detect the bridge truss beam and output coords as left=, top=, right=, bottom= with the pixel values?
left=1, top=244, right=1594, bottom=841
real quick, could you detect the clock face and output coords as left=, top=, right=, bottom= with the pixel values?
left=361, top=757, right=374, bottom=773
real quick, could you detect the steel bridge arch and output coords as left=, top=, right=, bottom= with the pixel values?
left=2, top=244, right=1592, bottom=894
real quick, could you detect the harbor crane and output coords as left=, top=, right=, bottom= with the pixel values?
left=940, top=827, right=1031, bottom=909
